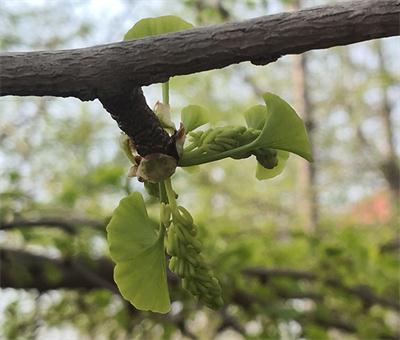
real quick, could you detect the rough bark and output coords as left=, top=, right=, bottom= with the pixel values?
left=0, top=0, right=398, bottom=100
left=99, top=87, right=178, bottom=158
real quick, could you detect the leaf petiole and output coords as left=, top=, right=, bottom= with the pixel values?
left=162, top=82, right=169, bottom=106
left=164, top=178, right=177, bottom=211
left=159, top=181, right=168, bottom=204
left=179, top=141, right=256, bottom=167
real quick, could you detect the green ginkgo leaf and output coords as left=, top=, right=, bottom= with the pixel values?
left=243, top=93, right=311, bottom=180
left=181, top=105, right=209, bottom=132
left=253, top=92, right=312, bottom=162
left=244, top=104, right=269, bottom=130
left=179, top=92, right=312, bottom=176
left=255, top=150, right=289, bottom=180
left=107, top=192, right=170, bottom=313
left=124, top=15, right=193, bottom=41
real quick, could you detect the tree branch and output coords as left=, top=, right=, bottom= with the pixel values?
left=0, top=0, right=398, bottom=101
left=0, top=248, right=179, bottom=292
left=0, top=248, right=114, bottom=291
left=98, top=87, right=178, bottom=158
left=216, top=308, right=246, bottom=336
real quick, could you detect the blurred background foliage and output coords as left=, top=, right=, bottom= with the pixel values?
left=0, top=0, right=399, bottom=339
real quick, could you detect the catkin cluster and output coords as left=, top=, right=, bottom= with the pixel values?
left=187, top=126, right=257, bottom=155
left=185, top=126, right=279, bottom=168
left=162, top=204, right=223, bottom=309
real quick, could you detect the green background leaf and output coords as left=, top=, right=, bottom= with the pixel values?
left=107, top=192, right=170, bottom=313
left=254, top=93, right=313, bottom=162
left=181, top=104, right=209, bottom=132
left=124, top=15, right=193, bottom=41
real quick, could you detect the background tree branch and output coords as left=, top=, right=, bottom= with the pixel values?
left=243, top=267, right=400, bottom=311
left=0, top=217, right=105, bottom=234
left=2, top=247, right=398, bottom=337
left=1, top=248, right=398, bottom=311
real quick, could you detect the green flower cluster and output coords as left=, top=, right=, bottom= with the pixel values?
left=162, top=203, right=223, bottom=309
left=182, top=125, right=279, bottom=168
left=186, top=126, right=255, bottom=154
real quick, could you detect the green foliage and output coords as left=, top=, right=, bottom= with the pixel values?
left=107, top=192, right=170, bottom=313
left=163, top=180, right=223, bottom=309
left=254, top=92, right=312, bottom=162
left=244, top=104, right=267, bottom=130
left=2, top=3, right=399, bottom=339
left=180, top=92, right=311, bottom=181
left=256, top=150, right=289, bottom=180
left=244, top=103, right=291, bottom=179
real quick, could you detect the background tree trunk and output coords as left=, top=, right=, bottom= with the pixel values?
left=289, top=0, right=319, bottom=233
left=376, top=41, right=400, bottom=216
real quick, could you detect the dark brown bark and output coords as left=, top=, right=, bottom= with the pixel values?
left=98, top=87, right=178, bottom=158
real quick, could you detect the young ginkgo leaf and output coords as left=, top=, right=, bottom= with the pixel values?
left=107, top=192, right=170, bottom=313
left=124, top=15, right=193, bottom=41
left=181, top=105, right=210, bottom=132
left=256, top=150, right=289, bottom=180
left=254, top=92, right=312, bottom=162
left=244, top=104, right=269, bottom=130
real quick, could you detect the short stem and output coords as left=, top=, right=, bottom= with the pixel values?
left=179, top=142, right=257, bottom=167
left=160, top=82, right=171, bottom=233
left=159, top=181, right=168, bottom=204
left=159, top=223, right=166, bottom=238
left=162, top=82, right=169, bottom=105
left=164, top=178, right=178, bottom=211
